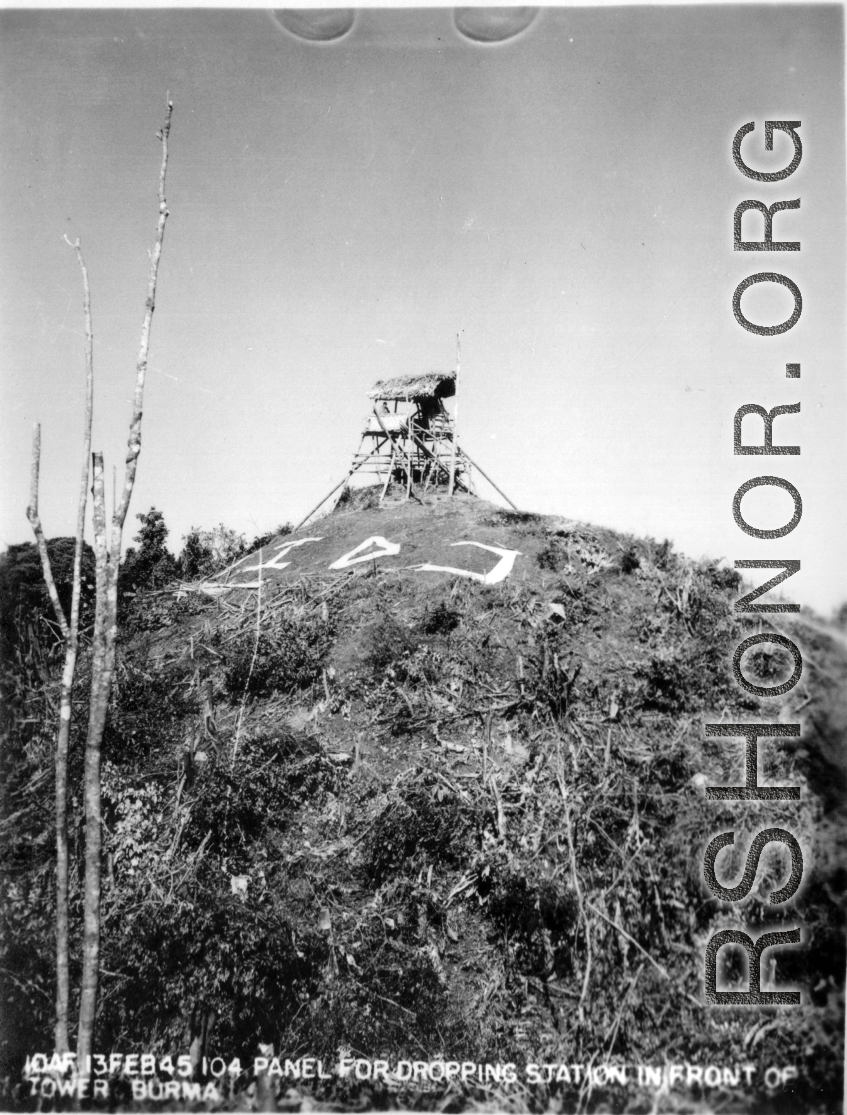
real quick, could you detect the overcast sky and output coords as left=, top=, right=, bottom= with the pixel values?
left=1, top=5, right=844, bottom=613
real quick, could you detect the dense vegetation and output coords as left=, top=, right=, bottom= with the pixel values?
left=1, top=502, right=844, bottom=1112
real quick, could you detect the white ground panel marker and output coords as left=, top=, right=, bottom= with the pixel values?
left=240, top=537, right=323, bottom=573
left=329, top=536, right=401, bottom=570
left=408, top=541, right=521, bottom=585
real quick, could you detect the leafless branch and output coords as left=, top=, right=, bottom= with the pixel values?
left=555, top=761, right=593, bottom=1025
left=586, top=901, right=670, bottom=982
left=111, top=97, right=173, bottom=546
left=234, top=561, right=263, bottom=756
left=25, top=424, right=69, bottom=639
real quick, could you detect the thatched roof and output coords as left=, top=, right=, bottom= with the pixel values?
left=368, top=371, right=456, bottom=402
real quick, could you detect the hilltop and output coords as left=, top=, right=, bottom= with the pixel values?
left=2, top=494, right=845, bottom=1113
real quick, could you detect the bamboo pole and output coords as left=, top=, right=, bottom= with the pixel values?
left=448, top=333, right=460, bottom=497
left=289, top=438, right=386, bottom=534
left=379, top=444, right=396, bottom=502
left=408, top=429, right=472, bottom=495
left=455, top=445, right=518, bottom=510
left=370, top=408, right=421, bottom=501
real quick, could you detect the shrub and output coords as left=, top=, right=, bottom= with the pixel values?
left=180, top=523, right=292, bottom=580
left=359, top=615, right=418, bottom=676
left=421, top=600, right=460, bottom=635
left=102, top=766, right=168, bottom=881
left=619, top=545, right=641, bottom=574
left=488, top=869, right=577, bottom=977
left=364, top=777, right=478, bottom=883
left=334, top=485, right=380, bottom=512
left=183, top=733, right=336, bottom=857
left=103, top=882, right=324, bottom=1060
left=224, top=614, right=333, bottom=701
left=0, top=537, right=96, bottom=653
left=536, top=539, right=567, bottom=572
left=745, top=645, right=794, bottom=682
left=293, top=951, right=466, bottom=1071
left=120, top=508, right=178, bottom=597
left=488, top=509, right=544, bottom=527
left=707, top=563, right=742, bottom=594
left=635, top=652, right=693, bottom=713
left=635, top=640, right=736, bottom=713
left=105, top=660, right=194, bottom=763
left=640, top=536, right=677, bottom=573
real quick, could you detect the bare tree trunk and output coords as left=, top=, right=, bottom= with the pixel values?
left=53, top=675, right=71, bottom=1056
left=75, top=97, right=173, bottom=1072
left=76, top=452, right=107, bottom=1071
left=188, top=1003, right=217, bottom=1081
left=50, top=237, right=95, bottom=1056
left=26, top=407, right=91, bottom=1054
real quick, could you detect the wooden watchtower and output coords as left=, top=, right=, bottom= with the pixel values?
left=351, top=371, right=473, bottom=500
left=291, top=367, right=517, bottom=532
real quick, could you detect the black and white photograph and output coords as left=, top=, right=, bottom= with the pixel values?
left=1, top=3, right=845, bottom=1111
